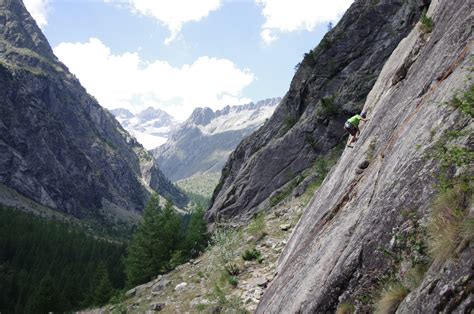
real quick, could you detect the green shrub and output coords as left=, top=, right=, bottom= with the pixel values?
left=208, top=284, right=247, bottom=312
left=227, top=275, right=239, bottom=287
left=270, top=191, right=287, bottom=207
left=319, top=95, right=339, bottom=116
left=303, top=49, right=316, bottom=66
left=374, top=282, right=409, bottom=314
left=319, top=36, right=332, bottom=51
left=196, top=303, right=207, bottom=311
left=209, top=228, right=242, bottom=275
left=429, top=130, right=474, bottom=190
left=281, top=116, right=298, bottom=135
left=242, top=248, right=262, bottom=261
left=448, top=84, right=474, bottom=118
left=419, top=10, right=434, bottom=33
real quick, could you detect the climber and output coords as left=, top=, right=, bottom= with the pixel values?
left=344, top=111, right=369, bottom=148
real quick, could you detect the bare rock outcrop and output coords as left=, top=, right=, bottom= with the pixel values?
left=257, top=0, right=473, bottom=312
left=207, top=0, right=429, bottom=222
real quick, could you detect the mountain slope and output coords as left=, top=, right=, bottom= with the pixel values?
left=207, top=0, right=429, bottom=222
left=152, top=98, right=280, bottom=182
left=111, top=107, right=175, bottom=150
left=258, top=0, right=473, bottom=311
left=0, top=0, right=187, bottom=224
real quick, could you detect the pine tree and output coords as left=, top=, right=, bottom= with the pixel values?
left=125, top=193, right=162, bottom=286
left=91, top=262, right=114, bottom=306
left=184, top=207, right=208, bottom=257
left=158, top=200, right=183, bottom=271
left=25, top=273, right=59, bottom=313
left=125, top=196, right=186, bottom=286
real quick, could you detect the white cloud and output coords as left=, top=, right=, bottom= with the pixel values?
left=23, top=0, right=49, bottom=28
left=106, top=0, right=221, bottom=44
left=54, top=38, right=254, bottom=120
left=256, top=0, right=353, bottom=44
left=261, top=29, right=278, bottom=45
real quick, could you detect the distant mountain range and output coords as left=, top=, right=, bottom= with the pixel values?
left=151, top=98, right=281, bottom=182
left=110, top=107, right=176, bottom=150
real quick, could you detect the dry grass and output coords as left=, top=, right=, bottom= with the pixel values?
left=427, top=183, right=473, bottom=262
left=404, top=264, right=429, bottom=290
left=247, top=212, right=267, bottom=240
left=374, top=282, right=409, bottom=314
left=336, top=303, right=355, bottom=314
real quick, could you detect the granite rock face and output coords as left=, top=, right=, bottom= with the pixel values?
left=0, top=0, right=187, bottom=220
left=257, top=0, right=473, bottom=312
left=207, top=0, right=429, bottom=222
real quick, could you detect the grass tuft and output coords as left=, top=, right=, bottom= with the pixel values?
left=427, top=182, right=473, bottom=262
left=336, top=303, right=355, bottom=314
left=248, top=212, right=267, bottom=240
left=374, top=282, right=409, bottom=314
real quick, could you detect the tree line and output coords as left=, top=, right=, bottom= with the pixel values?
left=0, top=194, right=208, bottom=313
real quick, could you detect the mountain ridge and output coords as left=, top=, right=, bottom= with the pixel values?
left=152, top=98, right=281, bottom=182
left=0, top=0, right=187, bottom=226
left=111, top=106, right=175, bottom=150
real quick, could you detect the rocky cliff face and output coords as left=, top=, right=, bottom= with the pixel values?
left=258, top=0, right=473, bottom=312
left=0, top=0, right=187, bottom=221
left=152, top=98, right=280, bottom=182
left=207, top=0, right=429, bottom=222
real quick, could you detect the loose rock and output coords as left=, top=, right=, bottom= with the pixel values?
left=174, top=282, right=188, bottom=291
left=280, top=223, right=291, bottom=231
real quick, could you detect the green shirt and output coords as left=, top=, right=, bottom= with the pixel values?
left=348, top=115, right=362, bottom=127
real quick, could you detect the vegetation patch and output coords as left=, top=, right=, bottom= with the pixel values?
left=302, top=49, right=317, bottom=66
left=177, top=172, right=220, bottom=200
left=280, top=116, right=298, bottom=136
left=247, top=212, right=267, bottom=240
left=374, top=282, right=409, bottom=314
left=208, top=228, right=242, bottom=275
left=319, top=95, right=339, bottom=117
left=419, top=9, right=434, bottom=33
left=447, top=84, right=474, bottom=118
left=269, top=176, right=303, bottom=207
left=207, top=284, right=247, bottom=313
left=427, top=182, right=473, bottom=262
left=429, top=130, right=473, bottom=190
left=242, top=248, right=262, bottom=262
left=125, top=195, right=208, bottom=287
left=0, top=206, right=127, bottom=313
left=336, top=303, right=355, bottom=314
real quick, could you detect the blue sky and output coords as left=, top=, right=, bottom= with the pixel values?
left=24, top=0, right=353, bottom=120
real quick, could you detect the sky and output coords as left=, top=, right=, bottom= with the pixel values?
left=24, top=0, right=354, bottom=121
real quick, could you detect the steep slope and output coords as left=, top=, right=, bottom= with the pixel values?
left=207, top=0, right=429, bottom=222
left=111, top=107, right=175, bottom=150
left=0, top=0, right=187, bottom=224
left=258, top=0, right=473, bottom=312
left=152, top=98, right=280, bottom=182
